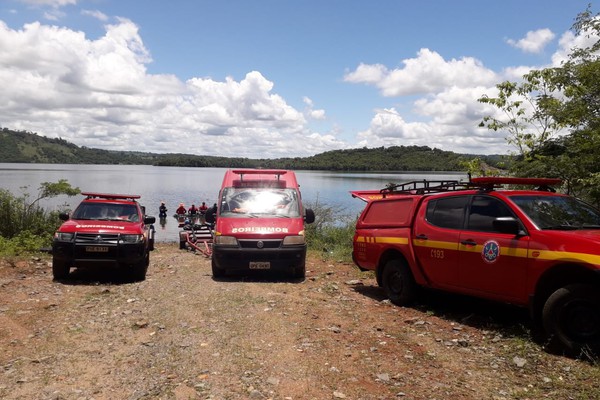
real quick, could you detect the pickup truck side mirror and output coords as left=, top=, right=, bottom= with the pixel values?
left=493, top=217, right=525, bottom=235
left=144, top=216, right=156, bottom=225
left=304, top=208, right=315, bottom=224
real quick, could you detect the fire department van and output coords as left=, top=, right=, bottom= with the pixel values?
left=52, top=192, right=156, bottom=281
left=207, top=169, right=315, bottom=278
left=351, top=177, right=600, bottom=356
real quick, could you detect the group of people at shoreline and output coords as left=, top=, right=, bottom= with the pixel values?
left=158, top=201, right=209, bottom=217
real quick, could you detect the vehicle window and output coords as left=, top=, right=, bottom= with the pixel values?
left=73, top=203, right=138, bottom=221
left=510, top=195, right=600, bottom=230
left=220, top=188, right=300, bottom=218
left=426, top=196, right=468, bottom=229
left=466, top=196, right=514, bottom=232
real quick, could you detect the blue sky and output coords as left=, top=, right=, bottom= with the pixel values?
left=0, top=0, right=594, bottom=158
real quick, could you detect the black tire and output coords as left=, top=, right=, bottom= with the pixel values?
left=130, top=254, right=149, bottom=282
left=52, top=259, right=70, bottom=280
left=211, top=258, right=225, bottom=278
left=542, top=284, right=600, bottom=357
left=179, top=240, right=186, bottom=250
left=292, top=264, right=306, bottom=280
left=381, top=259, right=417, bottom=306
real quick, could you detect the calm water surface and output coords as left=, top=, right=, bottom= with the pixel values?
left=0, top=163, right=467, bottom=242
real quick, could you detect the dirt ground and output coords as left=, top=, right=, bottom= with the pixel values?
left=0, top=243, right=598, bottom=400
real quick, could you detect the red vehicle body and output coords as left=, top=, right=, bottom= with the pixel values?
left=351, top=178, right=600, bottom=356
left=52, top=192, right=156, bottom=281
left=208, top=169, right=315, bottom=278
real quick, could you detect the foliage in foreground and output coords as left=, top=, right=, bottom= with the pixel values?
left=0, top=180, right=80, bottom=256
left=304, top=198, right=357, bottom=263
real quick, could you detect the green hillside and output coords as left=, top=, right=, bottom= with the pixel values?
left=0, top=127, right=506, bottom=171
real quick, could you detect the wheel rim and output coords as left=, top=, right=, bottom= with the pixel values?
left=388, top=270, right=403, bottom=296
left=560, top=298, right=600, bottom=342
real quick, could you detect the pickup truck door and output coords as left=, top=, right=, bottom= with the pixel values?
left=457, top=195, right=529, bottom=301
left=412, top=195, right=468, bottom=288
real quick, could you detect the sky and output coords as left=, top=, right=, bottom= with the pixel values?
left=0, top=0, right=596, bottom=159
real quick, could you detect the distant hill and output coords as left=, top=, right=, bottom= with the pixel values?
left=0, top=128, right=507, bottom=171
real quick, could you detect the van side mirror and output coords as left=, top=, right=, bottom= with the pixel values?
left=59, top=212, right=70, bottom=221
left=493, top=217, right=524, bottom=235
left=304, top=208, right=315, bottom=224
left=144, top=216, right=156, bottom=225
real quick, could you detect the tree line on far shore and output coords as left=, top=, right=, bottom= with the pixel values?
left=0, top=128, right=504, bottom=172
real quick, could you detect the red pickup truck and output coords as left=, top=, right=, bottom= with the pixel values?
left=52, top=192, right=156, bottom=281
left=351, top=177, right=600, bottom=357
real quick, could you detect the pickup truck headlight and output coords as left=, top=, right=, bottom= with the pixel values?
left=121, top=234, right=143, bottom=244
left=214, top=236, right=238, bottom=246
left=54, top=232, right=74, bottom=241
left=283, top=235, right=305, bottom=246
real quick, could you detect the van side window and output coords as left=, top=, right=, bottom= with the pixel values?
left=467, top=196, right=514, bottom=232
left=426, top=196, right=468, bottom=229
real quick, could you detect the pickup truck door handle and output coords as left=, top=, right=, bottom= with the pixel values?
left=461, top=239, right=477, bottom=246
left=415, top=234, right=428, bottom=240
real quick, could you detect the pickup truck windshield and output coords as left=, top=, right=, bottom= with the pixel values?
left=510, top=195, right=600, bottom=230
left=72, top=203, right=139, bottom=222
left=220, top=188, right=300, bottom=218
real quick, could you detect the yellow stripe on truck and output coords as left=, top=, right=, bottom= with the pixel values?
left=359, top=235, right=600, bottom=265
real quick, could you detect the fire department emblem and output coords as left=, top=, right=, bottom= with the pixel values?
left=482, top=240, right=500, bottom=264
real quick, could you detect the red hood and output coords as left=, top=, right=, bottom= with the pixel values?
left=216, top=217, right=305, bottom=238
left=58, top=219, right=143, bottom=234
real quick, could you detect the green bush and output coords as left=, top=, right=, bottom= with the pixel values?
left=0, top=181, right=79, bottom=255
left=304, top=199, right=357, bottom=262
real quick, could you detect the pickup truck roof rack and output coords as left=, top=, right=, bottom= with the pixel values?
left=81, top=192, right=141, bottom=200
left=379, top=176, right=562, bottom=197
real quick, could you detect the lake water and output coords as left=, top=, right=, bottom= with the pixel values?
left=0, top=163, right=467, bottom=242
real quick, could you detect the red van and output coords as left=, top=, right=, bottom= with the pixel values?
left=207, top=169, right=315, bottom=278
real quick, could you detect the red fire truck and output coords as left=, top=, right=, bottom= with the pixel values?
left=207, top=169, right=315, bottom=279
left=351, top=177, right=600, bottom=356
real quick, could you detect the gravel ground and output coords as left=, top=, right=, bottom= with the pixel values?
left=0, top=243, right=598, bottom=400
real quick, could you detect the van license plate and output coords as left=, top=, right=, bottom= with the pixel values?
left=86, top=246, right=109, bottom=253
left=249, top=262, right=270, bottom=269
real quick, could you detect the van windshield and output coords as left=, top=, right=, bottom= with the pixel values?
left=220, top=188, right=300, bottom=218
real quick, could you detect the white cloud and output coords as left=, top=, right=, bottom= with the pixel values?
left=506, top=28, right=555, bottom=54
left=344, top=49, right=498, bottom=97
left=81, top=9, right=109, bottom=22
left=302, top=96, right=326, bottom=120
left=0, top=19, right=343, bottom=158
left=18, top=0, right=77, bottom=7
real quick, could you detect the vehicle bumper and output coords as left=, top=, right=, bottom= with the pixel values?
left=212, top=245, right=306, bottom=272
left=52, top=241, right=148, bottom=268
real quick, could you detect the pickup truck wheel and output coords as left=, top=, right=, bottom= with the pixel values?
left=292, top=264, right=306, bottom=280
left=211, top=258, right=225, bottom=278
left=52, top=259, right=70, bottom=280
left=130, top=254, right=149, bottom=282
left=542, top=284, right=600, bottom=357
left=381, top=259, right=417, bottom=306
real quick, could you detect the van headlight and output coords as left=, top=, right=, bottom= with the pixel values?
left=283, top=235, right=305, bottom=246
left=54, top=232, right=74, bottom=241
left=121, top=234, right=143, bottom=243
left=215, top=236, right=238, bottom=246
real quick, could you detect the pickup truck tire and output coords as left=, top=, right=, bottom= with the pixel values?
left=130, top=253, right=149, bottom=282
left=381, top=259, right=417, bottom=306
left=211, top=258, right=225, bottom=278
left=542, top=284, right=600, bottom=356
left=52, top=259, right=70, bottom=280
left=292, top=264, right=306, bottom=280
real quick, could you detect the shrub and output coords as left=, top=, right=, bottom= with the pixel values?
left=304, top=198, right=356, bottom=262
